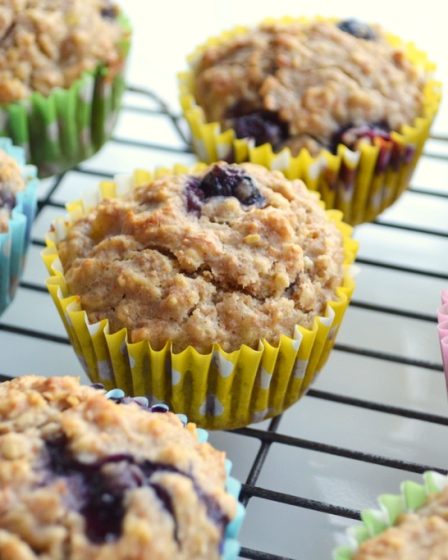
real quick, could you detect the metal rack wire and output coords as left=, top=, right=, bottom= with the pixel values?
left=0, top=85, right=447, bottom=560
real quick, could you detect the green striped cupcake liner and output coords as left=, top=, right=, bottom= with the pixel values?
left=333, top=470, right=448, bottom=559
left=0, top=14, right=131, bottom=178
left=0, top=138, right=39, bottom=315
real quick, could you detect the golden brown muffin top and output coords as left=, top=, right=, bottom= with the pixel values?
left=0, top=0, right=127, bottom=103
left=58, top=162, right=345, bottom=353
left=0, top=375, right=236, bottom=559
left=354, top=485, right=448, bottom=559
left=193, top=20, right=427, bottom=155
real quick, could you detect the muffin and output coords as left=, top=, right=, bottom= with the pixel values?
left=43, top=162, right=357, bottom=429
left=334, top=471, right=448, bottom=560
left=0, top=137, right=38, bottom=315
left=0, top=375, right=243, bottom=559
left=0, top=0, right=131, bottom=177
left=179, top=17, right=441, bottom=225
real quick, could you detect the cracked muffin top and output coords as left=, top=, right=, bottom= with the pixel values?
left=58, top=162, right=345, bottom=353
left=0, top=148, right=25, bottom=232
left=354, top=485, right=448, bottom=559
left=0, top=375, right=236, bottom=560
left=192, top=19, right=428, bottom=156
left=0, top=0, right=127, bottom=104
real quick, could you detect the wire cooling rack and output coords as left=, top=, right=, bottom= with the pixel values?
left=1, top=85, right=447, bottom=559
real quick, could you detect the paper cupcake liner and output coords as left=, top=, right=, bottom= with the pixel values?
left=437, top=291, right=448, bottom=385
left=0, top=138, right=39, bottom=315
left=103, top=389, right=245, bottom=559
left=179, top=17, right=441, bottom=226
left=42, top=163, right=358, bottom=430
left=333, top=470, right=448, bottom=559
left=0, top=14, right=131, bottom=178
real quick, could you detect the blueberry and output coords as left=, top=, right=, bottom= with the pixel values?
left=100, top=2, right=118, bottom=19
left=200, top=164, right=235, bottom=198
left=337, top=19, right=376, bottom=40
left=331, top=121, right=391, bottom=152
left=0, top=190, right=16, bottom=212
left=185, top=177, right=205, bottom=214
left=231, top=111, right=288, bottom=149
left=44, top=437, right=230, bottom=546
left=198, top=164, right=266, bottom=208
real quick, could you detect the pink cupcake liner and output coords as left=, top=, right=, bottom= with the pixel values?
left=437, top=292, right=448, bottom=384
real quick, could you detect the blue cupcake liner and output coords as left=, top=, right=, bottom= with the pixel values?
left=0, top=137, right=39, bottom=315
left=197, top=428, right=245, bottom=560
left=104, top=388, right=245, bottom=558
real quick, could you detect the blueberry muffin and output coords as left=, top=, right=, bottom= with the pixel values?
left=0, top=148, right=25, bottom=232
left=354, top=488, right=448, bottom=559
left=0, top=0, right=131, bottom=175
left=0, top=375, right=238, bottom=559
left=181, top=18, right=440, bottom=225
left=0, top=0, right=125, bottom=103
left=192, top=19, right=427, bottom=156
left=57, top=162, right=345, bottom=354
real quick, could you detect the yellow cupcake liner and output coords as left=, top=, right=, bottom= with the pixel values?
left=42, top=163, right=358, bottom=430
left=179, top=17, right=442, bottom=226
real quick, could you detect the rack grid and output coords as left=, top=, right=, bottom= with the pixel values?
left=1, top=85, right=447, bottom=560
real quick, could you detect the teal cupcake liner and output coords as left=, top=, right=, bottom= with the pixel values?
left=104, top=388, right=245, bottom=559
left=333, top=470, right=448, bottom=559
left=0, top=15, right=131, bottom=178
left=199, top=429, right=245, bottom=560
left=0, top=138, right=39, bottom=315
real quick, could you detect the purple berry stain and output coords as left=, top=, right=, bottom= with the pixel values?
left=44, top=437, right=229, bottom=546
left=0, top=190, right=16, bottom=213
left=337, top=19, right=376, bottom=40
left=331, top=121, right=392, bottom=153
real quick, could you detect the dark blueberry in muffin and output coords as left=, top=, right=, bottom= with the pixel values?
left=231, top=111, right=288, bottom=149
left=199, top=164, right=266, bottom=207
left=331, top=121, right=391, bottom=152
left=185, top=177, right=205, bottom=214
left=337, top=19, right=376, bottom=40
left=100, top=2, right=118, bottom=19
left=45, top=436, right=228, bottom=545
left=0, top=190, right=16, bottom=212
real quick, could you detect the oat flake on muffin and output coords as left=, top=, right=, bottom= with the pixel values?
left=58, top=162, right=345, bottom=354
left=0, top=0, right=125, bottom=103
left=0, top=375, right=237, bottom=559
left=192, top=19, right=428, bottom=155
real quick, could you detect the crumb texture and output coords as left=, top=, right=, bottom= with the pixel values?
left=0, top=375, right=236, bottom=559
left=0, top=0, right=126, bottom=103
left=354, top=486, right=448, bottom=559
left=59, top=162, right=345, bottom=353
left=193, top=20, right=427, bottom=155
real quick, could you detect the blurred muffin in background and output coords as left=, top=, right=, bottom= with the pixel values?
left=0, top=0, right=131, bottom=176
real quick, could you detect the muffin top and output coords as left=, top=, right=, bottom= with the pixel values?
left=354, top=485, right=448, bottom=559
left=0, top=375, right=236, bottom=560
left=0, top=0, right=127, bottom=104
left=193, top=19, right=427, bottom=155
left=0, top=148, right=25, bottom=233
left=58, top=162, right=345, bottom=353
